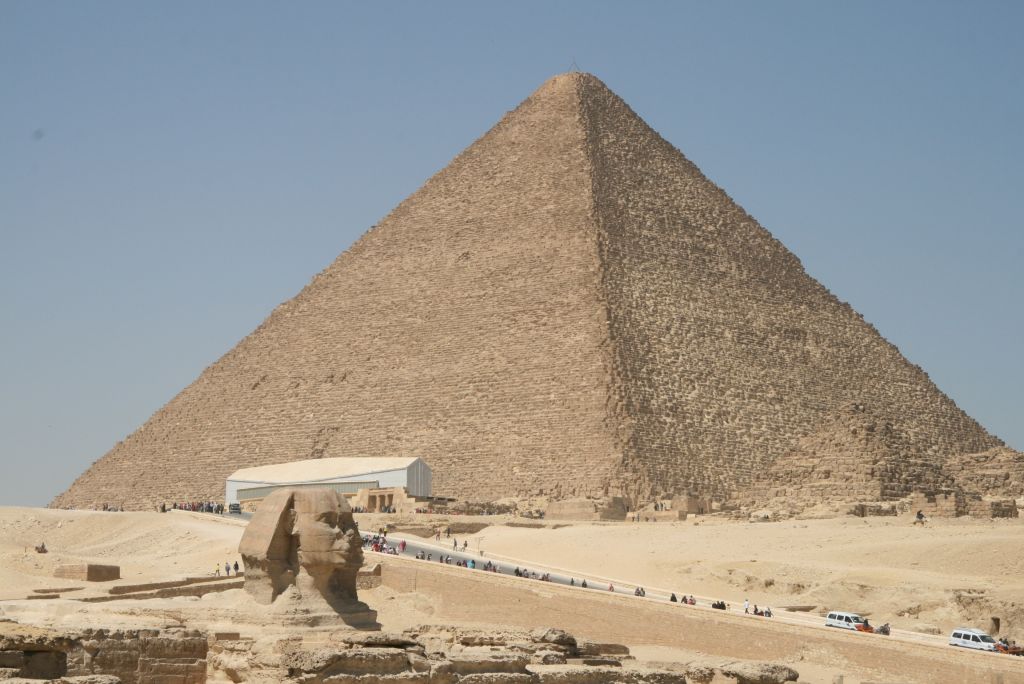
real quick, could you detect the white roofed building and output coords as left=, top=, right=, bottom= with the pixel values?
left=225, top=456, right=431, bottom=507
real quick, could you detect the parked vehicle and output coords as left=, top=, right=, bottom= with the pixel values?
left=949, top=628, right=998, bottom=652
left=228, top=502, right=242, bottom=514
left=825, top=611, right=874, bottom=633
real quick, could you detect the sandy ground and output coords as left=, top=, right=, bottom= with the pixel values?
left=456, top=513, right=1024, bottom=639
left=0, top=506, right=245, bottom=600
left=2, top=506, right=1023, bottom=683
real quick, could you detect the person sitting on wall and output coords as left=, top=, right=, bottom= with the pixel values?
left=670, top=593, right=678, bottom=602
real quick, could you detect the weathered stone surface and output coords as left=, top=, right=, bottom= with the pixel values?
left=0, top=627, right=206, bottom=684
left=459, top=674, right=537, bottom=684
left=445, top=654, right=529, bottom=676
left=239, top=488, right=377, bottom=628
left=529, top=629, right=576, bottom=649
left=0, top=651, right=23, bottom=668
left=544, top=498, right=625, bottom=522
left=52, top=72, right=1004, bottom=512
left=322, top=674, right=430, bottom=684
left=739, top=403, right=966, bottom=516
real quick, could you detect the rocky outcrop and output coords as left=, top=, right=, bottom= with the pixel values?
left=205, top=626, right=747, bottom=684
left=238, top=488, right=378, bottom=629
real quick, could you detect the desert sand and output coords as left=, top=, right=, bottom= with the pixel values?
left=453, top=513, right=1024, bottom=639
left=3, top=506, right=1024, bottom=683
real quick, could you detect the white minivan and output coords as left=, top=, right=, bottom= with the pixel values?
left=825, top=611, right=871, bottom=632
left=949, top=628, right=998, bottom=652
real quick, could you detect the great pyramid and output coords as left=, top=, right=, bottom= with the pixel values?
left=53, top=73, right=1003, bottom=510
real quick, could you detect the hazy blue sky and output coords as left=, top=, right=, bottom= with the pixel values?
left=2, top=2, right=1021, bottom=507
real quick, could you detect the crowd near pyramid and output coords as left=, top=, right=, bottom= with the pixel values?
left=53, top=73, right=1015, bottom=512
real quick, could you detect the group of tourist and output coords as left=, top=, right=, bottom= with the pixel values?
left=351, top=505, right=399, bottom=513
left=742, top=599, right=772, bottom=617
left=164, top=501, right=224, bottom=514
left=408, top=550, right=500, bottom=572
left=669, top=593, right=697, bottom=605
left=214, top=560, right=240, bottom=577
left=514, top=567, right=551, bottom=580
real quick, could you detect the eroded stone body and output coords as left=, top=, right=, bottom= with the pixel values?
left=238, top=488, right=377, bottom=628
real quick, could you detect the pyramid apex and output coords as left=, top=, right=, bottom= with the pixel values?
left=537, top=70, right=607, bottom=90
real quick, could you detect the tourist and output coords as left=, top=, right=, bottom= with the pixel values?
left=462, top=540, right=468, bottom=551
left=453, top=538, right=458, bottom=551
left=233, top=561, right=239, bottom=574
left=214, top=564, right=220, bottom=576
left=743, top=598, right=750, bottom=614
left=225, top=562, right=231, bottom=576
left=570, top=578, right=576, bottom=586
left=670, top=593, right=677, bottom=602
left=608, top=583, right=614, bottom=592
left=581, top=580, right=588, bottom=589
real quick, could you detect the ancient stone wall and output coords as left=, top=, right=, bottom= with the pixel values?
left=53, top=564, right=120, bottom=582
left=945, top=447, right=1024, bottom=499
left=0, top=627, right=207, bottom=684
left=545, top=498, right=626, bottom=521
left=53, top=73, right=1003, bottom=510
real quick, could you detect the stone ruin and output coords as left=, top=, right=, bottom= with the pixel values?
left=207, top=625, right=799, bottom=684
left=238, top=487, right=378, bottom=628
left=0, top=622, right=800, bottom=683
left=544, top=497, right=626, bottom=522
left=53, top=565, right=120, bottom=583
left=53, top=71, right=1007, bottom=513
left=0, top=624, right=206, bottom=683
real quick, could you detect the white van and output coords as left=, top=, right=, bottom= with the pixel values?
left=949, top=628, right=998, bottom=651
left=825, top=611, right=871, bottom=632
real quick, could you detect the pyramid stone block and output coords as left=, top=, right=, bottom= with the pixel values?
left=52, top=73, right=1002, bottom=510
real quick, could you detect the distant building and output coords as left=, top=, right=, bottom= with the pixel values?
left=225, top=456, right=431, bottom=509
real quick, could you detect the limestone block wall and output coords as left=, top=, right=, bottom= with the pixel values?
left=545, top=497, right=626, bottom=521
left=945, top=447, right=1024, bottom=499
left=0, top=628, right=207, bottom=684
left=54, top=564, right=121, bottom=582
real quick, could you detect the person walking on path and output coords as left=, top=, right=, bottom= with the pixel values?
left=743, top=599, right=750, bottom=614
left=225, top=561, right=231, bottom=577
left=233, top=561, right=239, bottom=575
